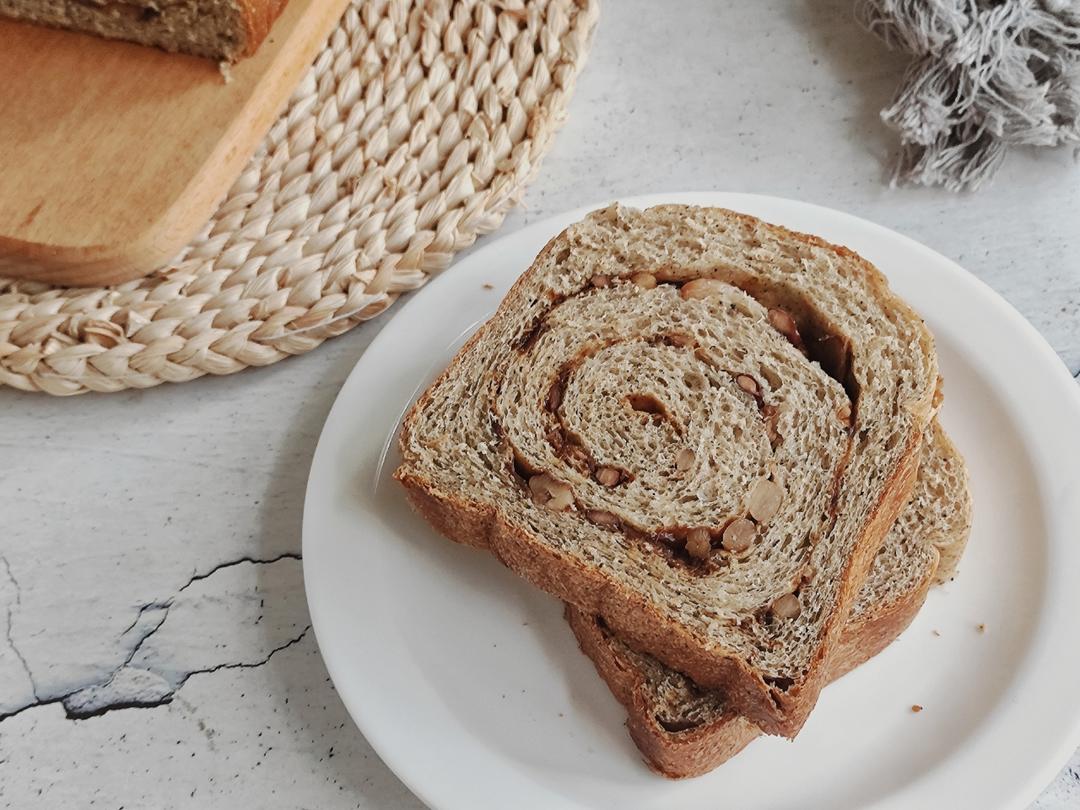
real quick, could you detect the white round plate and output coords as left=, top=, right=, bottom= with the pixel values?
left=303, top=193, right=1080, bottom=810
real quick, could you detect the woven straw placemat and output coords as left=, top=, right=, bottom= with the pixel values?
left=0, top=0, right=598, bottom=395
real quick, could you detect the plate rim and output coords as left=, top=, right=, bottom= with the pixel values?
left=303, top=191, right=1080, bottom=810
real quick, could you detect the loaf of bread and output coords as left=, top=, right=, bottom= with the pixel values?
left=0, top=0, right=288, bottom=61
left=395, top=203, right=938, bottom=736
left=566, top=421, right=972, bottom=777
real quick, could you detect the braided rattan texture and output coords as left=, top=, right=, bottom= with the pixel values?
left=0, top=0, right=598, bottom=395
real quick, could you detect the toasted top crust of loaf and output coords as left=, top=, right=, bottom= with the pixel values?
left=235, top=0, right=289, bottom=58
left=396, top=203, right=938, bottom=735
left=566, top=420, right=972, bottom=778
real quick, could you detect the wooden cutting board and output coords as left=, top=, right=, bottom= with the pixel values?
left=0, top=0, right=351, bottom=287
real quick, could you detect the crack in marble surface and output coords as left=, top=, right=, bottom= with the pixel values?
left=0, top=555, right=305, bottom=724
left=118, top=600, right=172, bottom=638
left=1, top=555, right=36, bottom=702
left=63, top=627, right=310, bottom=720
left=119, top=605, right=172, bottom=668
left=174, top=627, right=309, bottom=687
left=177, top=552, right=302, bottom=594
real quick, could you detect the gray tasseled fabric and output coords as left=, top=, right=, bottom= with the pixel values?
left=857, top=0, right=1080, bottom=190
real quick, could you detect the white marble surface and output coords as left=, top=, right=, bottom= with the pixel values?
left=2, top=1, right=1079, bottom=807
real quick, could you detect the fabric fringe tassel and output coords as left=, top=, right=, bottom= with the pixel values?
left=856, top=0, right=1080, bottom=190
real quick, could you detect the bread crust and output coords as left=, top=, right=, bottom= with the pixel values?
left=235, top=0, right=290, bottom=58
left=395, top=204, right=938, bottom=738
left=760, top=433, right=922, bottom=732
left=564, top=605, right=760, bottom=779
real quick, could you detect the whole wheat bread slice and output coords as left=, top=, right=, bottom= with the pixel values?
left=395, top=203, right=938, bottom=736
left=0, top=0, right=288, bottom=61
left=566, top=420, right=972, bottom=777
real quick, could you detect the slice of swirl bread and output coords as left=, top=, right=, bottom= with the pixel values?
left=395, top=204, right=938, bottom=736
left=566, top=421, right=972, bottom=778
